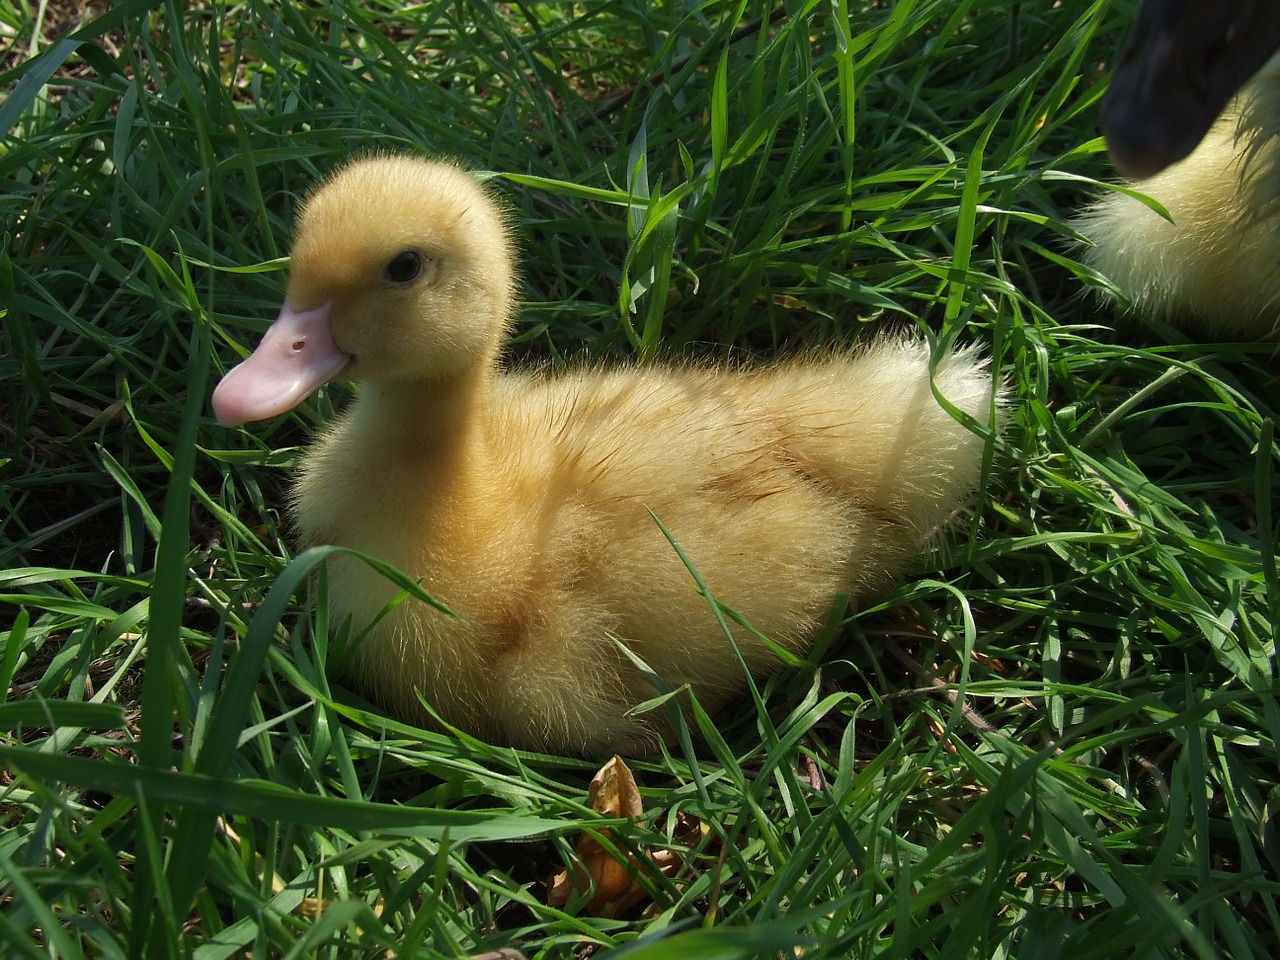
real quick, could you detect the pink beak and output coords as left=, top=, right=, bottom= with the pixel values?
left=212, top=301, right=349, bottom=427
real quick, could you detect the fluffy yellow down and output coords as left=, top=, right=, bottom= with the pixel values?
left=240, top=156, right=1001, bottom=754
left=1076, top=55, right=1280, bottom=338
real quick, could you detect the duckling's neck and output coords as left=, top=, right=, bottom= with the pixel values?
left=348, top=365, right=494, bottom=465
left=299, top=364, right=500, bottom=578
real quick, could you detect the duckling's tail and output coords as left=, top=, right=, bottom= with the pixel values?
left=753, top=336, right=1001, bottom=548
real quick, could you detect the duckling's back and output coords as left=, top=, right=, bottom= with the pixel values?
left=460, top=337, right=998, bottom=751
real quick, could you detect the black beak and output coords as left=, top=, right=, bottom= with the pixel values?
left=1101, top=0, right=1280, bottom=178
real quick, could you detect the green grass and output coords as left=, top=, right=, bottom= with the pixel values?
left=1, top=0, right=1277, bottom=957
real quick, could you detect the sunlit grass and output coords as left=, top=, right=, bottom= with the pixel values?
left=1, top=1, right=1277, bottom=958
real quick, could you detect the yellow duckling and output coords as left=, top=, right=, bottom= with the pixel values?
left=213, top=156, right=1000, bottom=755
left=1101, top=0, right=1280, bottom=179
left=1076, top=1, right=1280, bottom=337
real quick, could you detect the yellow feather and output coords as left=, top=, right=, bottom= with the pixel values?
left=224, top=156, right=1002, bottom=754
left=1077, top=55, right=1280, bottom=338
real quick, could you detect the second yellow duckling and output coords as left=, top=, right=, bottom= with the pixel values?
left=1077, top=1, right=1280, bottom=337
left=1101, top=0, right=1280, bottom=179
left=213, top=156, right=1000, bottom=755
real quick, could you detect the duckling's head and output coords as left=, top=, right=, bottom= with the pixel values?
left=213, top=156, right=516, bottom=427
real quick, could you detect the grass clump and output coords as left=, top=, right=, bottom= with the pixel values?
left=1, top=1, right=1277, bottom=958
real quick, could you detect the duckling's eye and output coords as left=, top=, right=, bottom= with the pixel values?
left=383, top=250, right=424, bottom=286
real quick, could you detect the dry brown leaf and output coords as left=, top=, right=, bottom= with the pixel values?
left=547, top=755, right=698, bottom=917
left=591, top=754, right=644, bottom=818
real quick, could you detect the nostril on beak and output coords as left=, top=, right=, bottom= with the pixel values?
left=292, top=339, right=306, bottom=351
